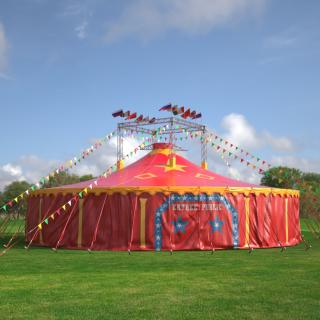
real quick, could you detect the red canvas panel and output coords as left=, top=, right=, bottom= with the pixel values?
left=26, top=191, right=301, bottom=251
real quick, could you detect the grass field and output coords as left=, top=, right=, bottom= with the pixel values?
left=0, top=220, right=319, bottom=320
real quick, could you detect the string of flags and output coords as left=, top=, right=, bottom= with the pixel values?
left=0, top=127, right=167, bottom=214
left=0, top=130, right=117, bottom=213
left=207, top=130, right=272, bottom=169
left=159, top=103, right=202, bottom=120
left=156, top=128, right=268, bottom=175
left=112, top=109, right=156, bottom=123
left=28, top=125, right=168, bottom=235
left=202, top=132, right=267, bottom=175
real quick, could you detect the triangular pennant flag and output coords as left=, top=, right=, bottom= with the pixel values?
left=44, top=218, right=49, bottom=225
left=50, top=214, right=55, bottom=220
left=79, top=192, right=83, bottom=198
left=68, top=200, right=72, bottom=206
left=38, top=224, right=42, bottom=230
left=62, top=205, right=66, bottom=211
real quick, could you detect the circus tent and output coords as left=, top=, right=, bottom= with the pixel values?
left=26, top=142, right=301, bottom=251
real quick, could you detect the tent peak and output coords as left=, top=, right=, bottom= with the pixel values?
left=152, top=143, right=173, bottom=150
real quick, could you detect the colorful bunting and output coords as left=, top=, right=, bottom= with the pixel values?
left=28, top=125, right=168, bottom=234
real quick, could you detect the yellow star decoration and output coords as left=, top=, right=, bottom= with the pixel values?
left=156, top=159, right=187, bottom=172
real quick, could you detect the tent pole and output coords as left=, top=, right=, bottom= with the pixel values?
left=25, top=228, right=40, bottom=249
left=169, top=194, right=173, bottom=255
left=128, top=194, right=138, bottom=254
left=54, top=197, right=79, bottom=250
left=209, top=194, right=215, bottom=254
left=89, top=194, right=108, bottom=251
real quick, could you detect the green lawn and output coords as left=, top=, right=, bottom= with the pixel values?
left=0, top=220, right=319, bottom=320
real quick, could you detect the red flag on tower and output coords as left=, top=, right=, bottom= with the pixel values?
left=126, top=112, right=137, bottom=120
left=181, top=109, right=191, bottom=119
left=112, top=109, right=124, bottom=117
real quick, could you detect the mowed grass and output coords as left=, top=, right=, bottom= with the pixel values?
left=0, top=220, right=319, bottom=320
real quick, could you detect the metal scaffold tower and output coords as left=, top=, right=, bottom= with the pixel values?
left=117, top=117, right=208, bottom=169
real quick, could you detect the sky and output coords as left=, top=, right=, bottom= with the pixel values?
left=0, top=0, right=319, bottom=190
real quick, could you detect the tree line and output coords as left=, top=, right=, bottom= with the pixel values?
left=0, top=172, right=94, bottom=217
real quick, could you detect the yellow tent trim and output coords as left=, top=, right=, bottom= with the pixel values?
left=30, top=186, right=299, bottom=197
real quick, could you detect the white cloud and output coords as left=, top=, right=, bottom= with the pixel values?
left=271, top=156, right=320, bottom=173
left=74, top=20, right=88, bottom=39
left=0, top=136, right=145, bottom=191
left=0, top=156, right=59, bottom=190
left=263, top=34, right=297, bottom=49
left=60, top=2, right=92, bottom=40
left=0, top=22, right=8, bottom=77
left=220, top=113, right=295, bottom=152
left=204, top=113, right=300, bottom=185
left=73, top=136, right=145, bottom=176
left=2, top=164, right=22, bottom=177
left=221, top=113, right=261, bottom=149
left=105, top=0, right=266, bottom=42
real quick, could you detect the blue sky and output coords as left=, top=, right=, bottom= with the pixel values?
left=0, top=0, right=319, bottom=188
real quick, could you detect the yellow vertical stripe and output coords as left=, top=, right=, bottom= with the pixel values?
left=285, top=198, right=289, bottom=244
left=140, top=198, right=147, bottom=248
left=39, top=198, right=43, bottom=244
left=245, top=197, right=250, bottom=247
left=77, top=199, right=83, bottom=248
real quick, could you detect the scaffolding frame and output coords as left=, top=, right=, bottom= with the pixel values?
left=117, top=117, right=207, bottom=167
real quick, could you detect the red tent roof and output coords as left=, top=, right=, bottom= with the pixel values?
left=52, top=143, right=256, bottom=191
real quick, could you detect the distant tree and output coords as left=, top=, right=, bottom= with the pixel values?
left=260, top=166, right=302, bottom=189
left=0, top=172, right=95, bottom=219
left=2, top=181, right=32, bottom=217
left=43, top=171, right=82, bottom=188
left=79, top=174, right=94, bottom=182
left=42, top=172, right=95, bottom=188
left=261, top=167, right=320, bottom=222
left=0, top=191, right=3, bottom=208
